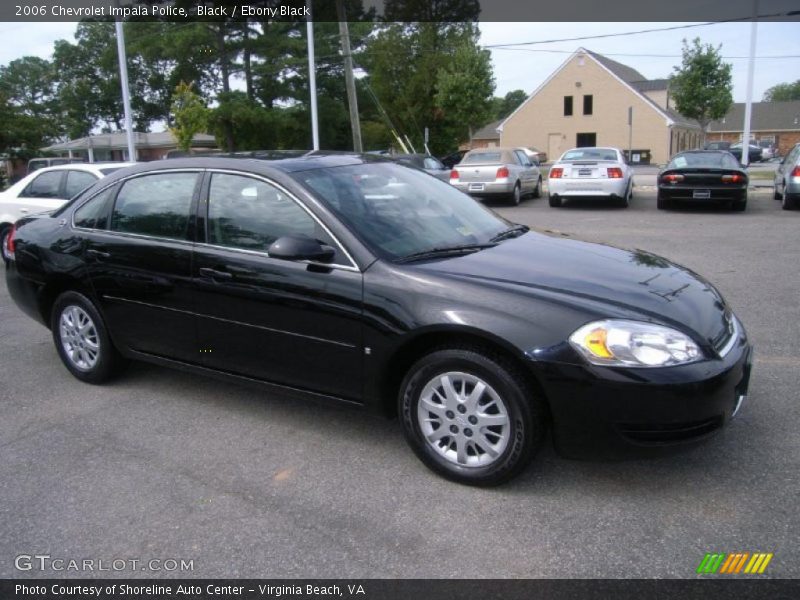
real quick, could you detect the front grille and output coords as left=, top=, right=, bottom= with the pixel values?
left=617, top=416, right=724, bottom=445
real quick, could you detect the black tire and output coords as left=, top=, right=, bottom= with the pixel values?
left=783, top=192, right=797, bottom=210
left=509, top=182, right=521, bottom=206
left=617, top=183, right=631, bottom=208
left=656, top=193, right=671, bottom=210
left=548, top=195, right=562, bottom=208
left=50, top=291, right=125, bottom=383
left=774, top=186, right=782, bottom=200
left=732, top=195, right=747, bottom=212
left=533, top=177, right=542, bottom=198
left=399, top=347, right=546, bottom=486
left=0, top=224, right=12, bottom=264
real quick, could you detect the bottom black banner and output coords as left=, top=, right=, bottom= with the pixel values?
left=1, top=579, right=799, bottom=600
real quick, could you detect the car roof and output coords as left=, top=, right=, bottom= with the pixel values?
left=29, top=162, right=137, bottom=174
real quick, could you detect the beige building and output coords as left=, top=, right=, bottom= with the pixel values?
left=497, top=48, right=701, bottom=165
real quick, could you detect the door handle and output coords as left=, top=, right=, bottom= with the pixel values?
left=86, top=248, right=111, bottom=259
left=199, top=267, right=233, bottom=280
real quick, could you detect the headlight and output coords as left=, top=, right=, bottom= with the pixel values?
left=569, top=320, right=702, bottom=367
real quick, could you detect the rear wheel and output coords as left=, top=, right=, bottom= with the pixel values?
left=51, top=291, right=125, bottom=383
left=399, top=347, right=546, bottom=486
left=509, top=182, right=521, bottom=206
left=783, top=191, right=797, bottom=210
left=732, top=195, right=747, bottom=212
left=656, top=193, right=671, bottom=210
left=548, top=195, right=562, bottom=208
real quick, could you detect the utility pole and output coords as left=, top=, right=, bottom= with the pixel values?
left=336, top=0, right=362, bottom=152
left=628, top=106, right=633, bottom=162
left=741, top=0, right=759, bottom=167
left=114, top=6, right=136, bottom=162
left=306, top=3, right=319, bottom=151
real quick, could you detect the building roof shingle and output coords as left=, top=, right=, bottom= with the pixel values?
left=471, top=119, right=503, bottom=140
left=708, top=101, right=800, bottom=132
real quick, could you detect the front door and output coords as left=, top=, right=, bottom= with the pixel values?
left=191, top=171, right=364, bottom=401
left=80, top=170, right=202, bottom=362
left=576, top=133, right=597, bottom=147
left=548, top=133, right=562, bottom=163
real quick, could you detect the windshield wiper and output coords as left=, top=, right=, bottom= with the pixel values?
left=395, top=243, right=497, bottom=264
left=490, top=225, right=529, bottom=243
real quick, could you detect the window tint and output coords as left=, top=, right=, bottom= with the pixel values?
left=22, top=171, right=63, bottom=198
left=207, top=173, right=330, bottom=252
left=583, top=94, right=593, bottom=115
left=564, top=95, right=573, bottom=116
left=462, top=152, right=502, bottom=164
left=74, top=186, right=115, bottom=230
left=64, top=170, right=98, bottom=198
left=667, top=152, right=739, bottom=170
left=111, top=172, right=196, bottom=240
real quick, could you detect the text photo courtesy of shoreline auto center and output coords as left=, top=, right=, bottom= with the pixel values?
left=0, top=1, right=799, bottom=599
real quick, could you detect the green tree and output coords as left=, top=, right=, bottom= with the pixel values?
left=763, top=80, right=800, bottom=102
left=434, top=39, right=495, bottom=144
left=492, top=89, right=527, bottom=120
left=670, top=38, right=733, bottom=144
left=169, top=81, right=210, bottom=152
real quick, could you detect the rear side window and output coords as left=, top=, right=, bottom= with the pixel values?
left=64, top=170, right=98, bottom=198
left=74, top=187, right=115, bottom=230
left=111, top=172, right=197, bottom=240
left=21, top=171, right=63, bottom=198
left=207, top=173, right=328, bottom=251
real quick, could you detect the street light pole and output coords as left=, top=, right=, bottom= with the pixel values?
left=114, top=6, right=136, bottom=162
left=307, top=3, right=319, bottom=151
left=741, top=0, right=759, bottom=167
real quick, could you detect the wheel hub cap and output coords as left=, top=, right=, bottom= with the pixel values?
left=417, top=372, right=510, bottom=468
left=59, top=305, right=100, bottom=371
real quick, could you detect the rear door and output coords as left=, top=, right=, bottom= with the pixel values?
left=513, top=149, right=535, bottom=192
left=191, top=171, right=364, bottom=401
left=79, top=170, right=202, bottom=362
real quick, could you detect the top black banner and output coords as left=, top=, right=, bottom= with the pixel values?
left=3, top=0, right=800, bottom=22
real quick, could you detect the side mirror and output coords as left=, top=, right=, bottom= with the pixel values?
left=268, top=234, right=335, bottom=263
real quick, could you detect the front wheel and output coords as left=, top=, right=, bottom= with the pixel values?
left=51, top=291, right=125, bottom=383
left=1, top=225, right=12, bottom=264
left=533, top=177, right=542, bottom=198
left=399, top=347, right=546, bottom=486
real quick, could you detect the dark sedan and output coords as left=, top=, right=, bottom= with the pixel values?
left=658, top=151, right=749, bottom=211
left=5, top=154, right=752, bottom=486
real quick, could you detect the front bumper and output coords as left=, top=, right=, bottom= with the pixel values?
left=548, top=177, right=628, bottom=198
left=533, top=330, right=753, bottom=459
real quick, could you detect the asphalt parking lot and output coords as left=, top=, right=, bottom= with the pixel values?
left=1, top=187, right=798, bottom=579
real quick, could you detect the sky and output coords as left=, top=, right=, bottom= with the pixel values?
left=0, top=20, right=798, bottom=104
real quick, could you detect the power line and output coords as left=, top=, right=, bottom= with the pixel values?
left=490, top=47, right=800, bottom=60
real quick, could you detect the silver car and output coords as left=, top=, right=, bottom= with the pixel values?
left=449, top=147, right=542, bottom=205
left=774, top=143, right=800, bottom=210
left=547, top=146, right=633, bottom=208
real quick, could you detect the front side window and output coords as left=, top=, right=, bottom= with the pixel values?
left=21, top=171, right=63, bottom=198
left=111, top=172, right=197, bottom=240
left=207, top=173, right=333, bottom=254
left=64, top=170, right=98, bottom=198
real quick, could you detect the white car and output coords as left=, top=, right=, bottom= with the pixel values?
left=1, top=163, right=134, bottom=261
left=547, top=147, right=633, bottom=208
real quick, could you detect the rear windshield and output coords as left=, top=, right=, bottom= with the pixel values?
left=462, top=152, right=502, bottom=164
left=561, top=149, right=618, bottom=161
left=668, top=152, right=740, bottom=170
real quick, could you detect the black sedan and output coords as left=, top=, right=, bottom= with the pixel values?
left=5, top=154, right=752, bottom=486
left=657, top=150, right=749, bottom=211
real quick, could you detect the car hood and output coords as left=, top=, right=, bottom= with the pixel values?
left=415, top=231, right=731, bottom=349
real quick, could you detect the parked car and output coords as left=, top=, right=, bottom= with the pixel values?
left=523, top=147, right=547, bottom=164
left=657, top=150, right=748, bottom=211
left=547, top=147, right=633, bottom=208
left=391, top=153, right=451, bottom=182
left=1, top=163, right=134, bottom=262
left=728, top=142, right=763, bottom=163
left=450, top=147, right=542, bottom=205
left=27, top=157, right=86, bottom=174
left=6, top=155, right=752, bottom=486
left=703, top=141, right=731, bottom=152
left=439, top=149, right=467, bottom=169
left=757, top=140, right=776, bottom=161
left=773, top=142, right=800, bottom=210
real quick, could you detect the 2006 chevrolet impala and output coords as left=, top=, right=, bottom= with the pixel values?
left=4, top=154, right=753, bottom=485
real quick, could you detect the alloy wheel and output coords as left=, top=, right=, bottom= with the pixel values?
left=59, top=305, right=100, bottom=371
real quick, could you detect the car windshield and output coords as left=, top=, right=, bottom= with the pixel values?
left=461, top=152, right=502, bottom=164
left=295, top=162, right=511, bottom=261
left=561, top=149, right=618, bottom=161
left=667, top=152, right=739, bottom=169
